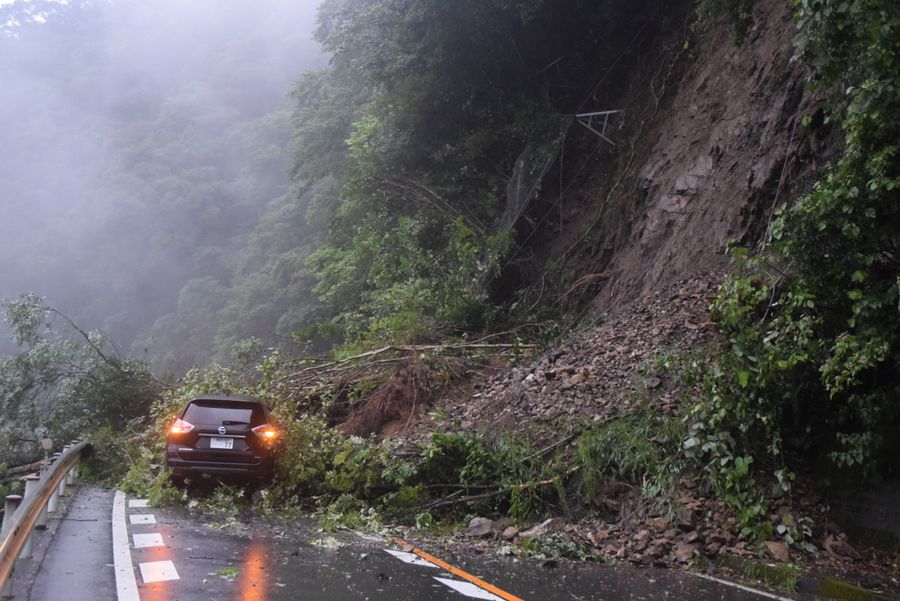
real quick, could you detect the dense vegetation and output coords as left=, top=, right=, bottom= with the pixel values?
left=282, top=0, right=677, bottom=345
left=0, top=0, right=674, bottom=369
left=709, top=0, right=899, bottom=477
left=0, top=294, right=156, bottom=464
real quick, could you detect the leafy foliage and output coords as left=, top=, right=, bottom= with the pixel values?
left=0, top=293, right=157, bottom=462
left=1, top=0, right=680, bottom=368
left=708, top=0, right=900, bottom=477
left=576, top=412, right=687, bottom=510
left=291, top=0, right=671, bottom=345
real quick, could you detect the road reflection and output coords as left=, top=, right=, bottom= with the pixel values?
left=235, top=537, right=269, bottom=601
left=139, top=538, right=171, bottom=601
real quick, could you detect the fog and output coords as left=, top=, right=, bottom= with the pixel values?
left=0, top=0, right=326, bottom=364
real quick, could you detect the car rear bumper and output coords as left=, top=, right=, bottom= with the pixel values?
left=165, top=455, right=273, bottom=480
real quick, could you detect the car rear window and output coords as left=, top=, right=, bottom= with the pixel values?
left=183, top=401, right=264, bottom=425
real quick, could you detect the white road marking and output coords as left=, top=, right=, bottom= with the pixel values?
left=384, top=549, right=439, bottom=567
left=690, top=572, right=795, bottom=600
left=112, top=491, right=140, bottom=601
left=133, top=532, right=165, bottom=548
left=128, top=499, right=149, bottom=508
left=129, top=514, right=156, bottom=525
left=139, top=560, right=180, bottom=583
left=435, top=577, right=504, bottom=600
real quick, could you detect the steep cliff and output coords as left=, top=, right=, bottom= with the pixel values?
left=505, top=0, right=831, bottom=317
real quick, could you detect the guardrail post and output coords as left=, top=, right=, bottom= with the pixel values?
left=21, top=475, right=41, bottom=554
left=47, top=453, right=62, bottom=515
left=57, top=463, right=67, bottom=498
left=66, top=442, right=78, bottom=485
left=0, top=572, right=11, bottom=599
left=1, top=495, right=21, bottom=599
left=35, top=476, right=50, bottom=530
left=1, top=495, right=22, bottom=533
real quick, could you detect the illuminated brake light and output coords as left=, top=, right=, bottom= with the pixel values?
left=170, top=418, right=194, bottom=434
left=252, top=424, right=279, bottom=442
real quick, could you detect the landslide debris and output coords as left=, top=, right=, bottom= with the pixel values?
left=417, top=275, right=721, bottom=440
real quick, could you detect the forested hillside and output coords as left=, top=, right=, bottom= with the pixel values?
left=0, top=0, right=324, bottom=372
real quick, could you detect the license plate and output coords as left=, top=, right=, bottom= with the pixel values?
left=210, top=437, right=234, bottom=450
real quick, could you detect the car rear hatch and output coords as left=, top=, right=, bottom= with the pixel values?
left=174, top=399, right=267, bottom=465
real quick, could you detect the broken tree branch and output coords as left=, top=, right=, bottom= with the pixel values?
left=423, top=466, right=581, bottom=510
left=279, top=342, right=537, bottom=383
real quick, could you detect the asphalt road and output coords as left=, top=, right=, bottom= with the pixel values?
left=23, top=485, right=802, bottom=601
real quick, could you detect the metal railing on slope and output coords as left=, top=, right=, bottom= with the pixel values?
left=0, top=441, right=90, bottom=591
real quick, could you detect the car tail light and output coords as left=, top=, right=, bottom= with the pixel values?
left=170, top=418, right=194, bottom=435
left=252, top=424, right=279, bottom=443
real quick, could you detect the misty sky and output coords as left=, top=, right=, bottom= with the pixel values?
left=0, top=0, right=326, bottom=360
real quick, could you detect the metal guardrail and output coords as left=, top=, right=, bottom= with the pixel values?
left=0, top=440, right=89, bottom=591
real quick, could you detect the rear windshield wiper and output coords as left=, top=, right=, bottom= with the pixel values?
left=222, top=420, right=250, bottom=425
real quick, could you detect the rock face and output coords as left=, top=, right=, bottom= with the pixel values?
left=573, top=0, right=825, bottom=315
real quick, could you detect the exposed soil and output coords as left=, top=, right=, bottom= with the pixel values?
left=336, top=359, right=434, bottom=438
left=505, top=0, right=834, bottom=318
left=583, top=0, right=814, bottom=310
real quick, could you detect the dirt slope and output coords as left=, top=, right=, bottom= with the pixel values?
left=416, top=274, right=720, bottom=440
left=551, top=0, right=829, bottom=314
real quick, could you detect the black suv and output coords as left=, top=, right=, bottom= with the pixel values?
left=165, top=396, right=280, bottom=482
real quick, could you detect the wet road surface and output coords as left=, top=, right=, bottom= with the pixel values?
left=28, top=486, right=804, bottom=601
left=27, top=486, right=116, bottom=601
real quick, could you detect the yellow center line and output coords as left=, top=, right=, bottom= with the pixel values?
left=390, top=536, right=525, bottom=601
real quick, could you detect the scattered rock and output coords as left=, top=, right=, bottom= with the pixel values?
left=388, top=272, right=896, bottom=584
left=675, top=510, right=696, bottom=532
left=647, top=538, right=670, bottom=558
left=466, top=517, right=494, bottom=537
left=824, top=535, right=861, bottom=561
left=674, top=542, right=698, bottom=563
left=591, top=528, right=611, bottom=544
left=763, top=541, right=790, bottom=563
